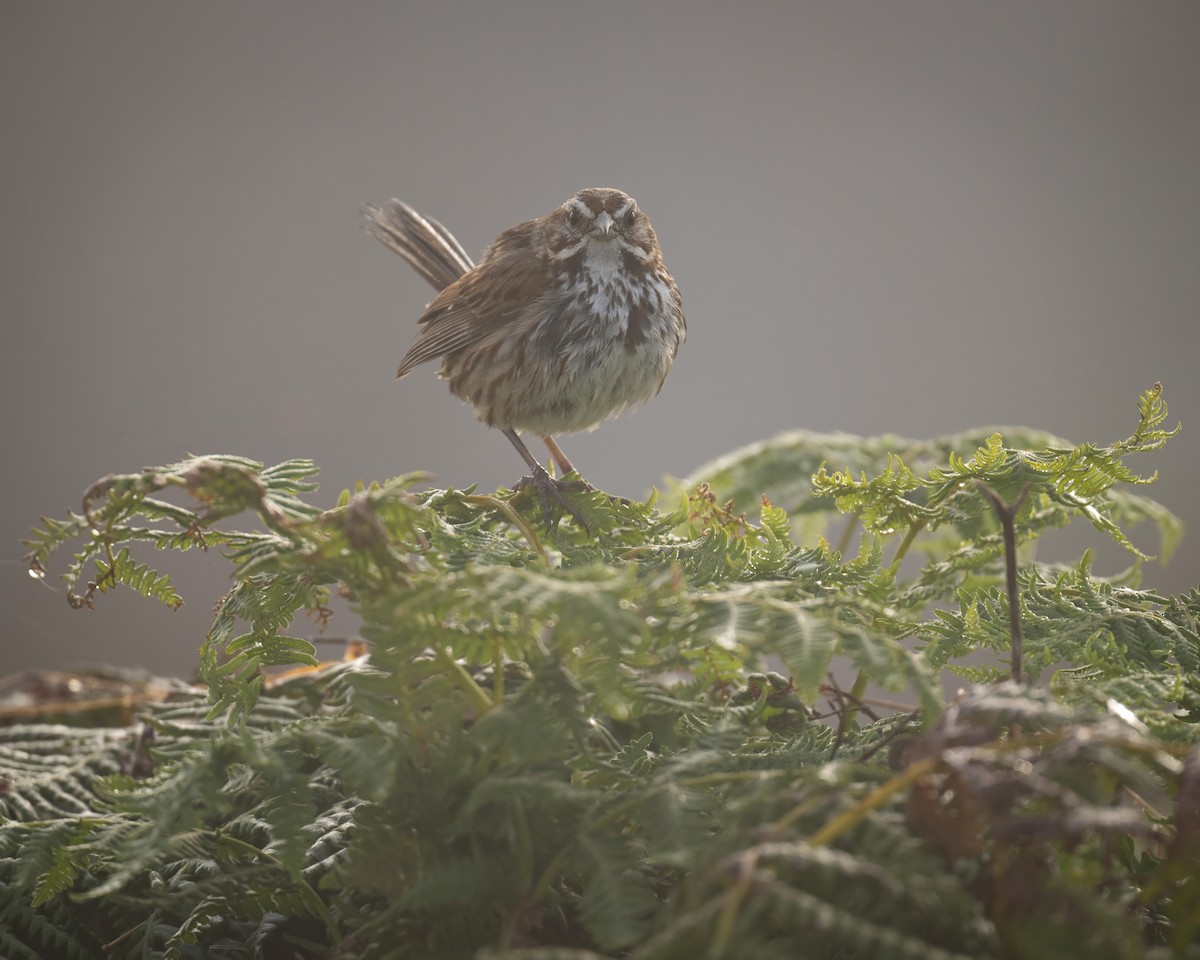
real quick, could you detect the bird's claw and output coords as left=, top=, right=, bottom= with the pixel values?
left=513, top=467, right=591, bottom=534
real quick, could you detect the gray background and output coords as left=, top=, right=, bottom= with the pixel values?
left=4, top=1, right=1198, bottom=679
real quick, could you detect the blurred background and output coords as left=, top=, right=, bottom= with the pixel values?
left=3, top=1, right=1198, bottom=679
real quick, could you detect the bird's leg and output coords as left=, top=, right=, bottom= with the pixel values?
left=504, top=429, right=590, bottom=531
left=541, top=436, right=575, bottom=476
left=541, top=436, right=629, bottom=507
left=540, top=435, right=595, bottom=489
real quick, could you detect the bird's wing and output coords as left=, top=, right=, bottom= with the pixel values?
left=396, top=220, right=549, bottom=378
left=396, top=299, right=485, bottom=376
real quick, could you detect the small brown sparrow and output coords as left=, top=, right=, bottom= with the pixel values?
left=365, top=188, right=686, bottom=528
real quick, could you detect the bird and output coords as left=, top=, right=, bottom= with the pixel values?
left=364, top=187, right=685, bottom=529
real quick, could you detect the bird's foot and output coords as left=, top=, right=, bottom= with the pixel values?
left=513, top=466, right=591, bottom=533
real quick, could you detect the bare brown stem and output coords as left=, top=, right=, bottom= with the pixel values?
left=973, top=480, right=1033, bottom=683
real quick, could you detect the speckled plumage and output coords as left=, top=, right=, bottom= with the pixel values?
left=365, top=187, right=685, bottom=526
left=368, top=188, right=684, bottom=434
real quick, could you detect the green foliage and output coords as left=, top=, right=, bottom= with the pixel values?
left=7, top=384, right=1198, bottom=958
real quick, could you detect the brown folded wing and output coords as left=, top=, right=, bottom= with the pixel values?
left=396, top=219, right=549, bottom=378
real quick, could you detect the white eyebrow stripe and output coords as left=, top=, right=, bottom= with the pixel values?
left=571, top=198, right=596, bottom=218
left=613, top=200, right=635, bottom=219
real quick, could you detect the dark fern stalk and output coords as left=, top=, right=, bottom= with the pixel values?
left=974, top=480, right=1033, bottom=682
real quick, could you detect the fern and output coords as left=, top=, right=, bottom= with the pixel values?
left=91, top=546, right=183, bottom=610
left=0, top=726, right=132, bottom=820
left=0, top=858, right=102, bottom=960
left=8, top=384, right=1198, bottom=958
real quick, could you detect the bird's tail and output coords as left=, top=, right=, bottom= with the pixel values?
left=363, top=199, right=475, bottom=292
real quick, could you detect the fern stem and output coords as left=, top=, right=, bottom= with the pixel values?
left=513, top=797, right=534, bottom=894
left=434, top=645, right=494, bottom=714
left=974, top=480, right=1032, bottom=683
left=827, top=516, right=925, bottom=744
left=102, top=918, right=148, bottom=952
left=527, top=770, right=777, bottom=911
left=831, top=670, right=871, bottom=756
left=808, top=756, right=938, bottom=847
left=835, top=514, right=859, bottom=556
left=465, top=494, right=548, bottom=565
left=212, top=832, right=341, bottom=942
left=497, top=797, right=536, bottom=949
left=529, top=843, right=573, bottom=905
left=887, top=519, right=923, bottom=573
left=711, top=854, right=756, bottom=955
left=828, top=519, right=925, bottom=745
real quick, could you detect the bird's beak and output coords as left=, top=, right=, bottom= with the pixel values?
left=593, top=211, right=614, bottom=236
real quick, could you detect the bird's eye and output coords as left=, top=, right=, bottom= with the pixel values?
left=624, top=207, right=637, bottom=226
left=568, top=209, right=580, bottom=227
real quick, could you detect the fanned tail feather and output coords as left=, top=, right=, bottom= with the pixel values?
left=363, top=199, right=475, bottom=292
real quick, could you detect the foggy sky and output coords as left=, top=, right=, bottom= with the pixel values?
left=4, top=1, right=1198, bottom=677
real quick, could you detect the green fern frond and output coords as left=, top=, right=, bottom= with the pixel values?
left=0, top=858, right=102, bottom=960
left=1121, top=380, right=1181, bottom=453
left=25, top=819, right=101, bottom=906
left=812, top=454, right=930, bottom=535
left=20, top=512, right=90, bottom=574
left=575, top=833, right=655, bottom=950
left=0, top=726, right=132, bottom=821
left=91, top=546, right=183, bottom=610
